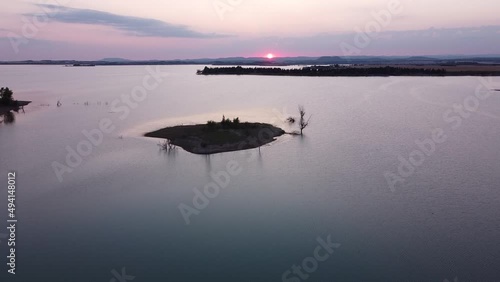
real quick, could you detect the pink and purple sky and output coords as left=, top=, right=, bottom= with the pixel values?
left=1, top=0, right=499, bottom=60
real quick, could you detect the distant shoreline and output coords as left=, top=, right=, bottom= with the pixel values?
left=198, top=65, right=500, bottom=77
left=1, top=55, right=500, bottom=67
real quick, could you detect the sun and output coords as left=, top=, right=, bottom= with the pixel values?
left=266, top=53, right=274, bottom=59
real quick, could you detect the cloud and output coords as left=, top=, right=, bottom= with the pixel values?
left=30, top=4, right=229, bottom=39
left=2, top=25, right=500, bottom=61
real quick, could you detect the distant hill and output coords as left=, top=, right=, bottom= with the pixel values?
left=2, top=55, right=500, bottom=66
left=99, top=58, right=131, bottom=63
left=407, top=56, right=435, bottom=60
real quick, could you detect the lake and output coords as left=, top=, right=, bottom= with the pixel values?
left=1, top=65, right=500, bottom=282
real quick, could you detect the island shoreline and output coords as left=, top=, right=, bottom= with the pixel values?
left=0, top=100, right=31, bottom=115
left=145, top=122, right=285, bottom=155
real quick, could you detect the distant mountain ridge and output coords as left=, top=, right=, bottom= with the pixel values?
left=2, top=55, right=500, bottom=66
left=99, top=58, right=132, bottom=63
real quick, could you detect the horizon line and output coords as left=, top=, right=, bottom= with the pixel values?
left=2, top=53, right=500, bottom=62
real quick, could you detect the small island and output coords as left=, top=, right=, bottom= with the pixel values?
left=0, top=87, right=31, bottom=116
left=145, top=116, right=285, bottom=154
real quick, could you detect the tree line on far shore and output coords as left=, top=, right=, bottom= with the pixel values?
left=198, top=66, right=447, bottom=76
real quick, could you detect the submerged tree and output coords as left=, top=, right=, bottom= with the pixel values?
left=159, top=139, right=176, bottom=152
left=298, top=105, right=311, bottom=135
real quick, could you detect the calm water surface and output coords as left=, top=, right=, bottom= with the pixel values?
left=1, top=65, right=500, bottom=282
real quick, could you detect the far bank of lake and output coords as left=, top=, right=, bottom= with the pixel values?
left=198, top=65, right=500, bottom=77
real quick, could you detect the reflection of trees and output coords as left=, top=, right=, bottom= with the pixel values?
left=1, top=111, right=15, bottom=124
left=159, top=140, right=178, bottom=159
left=0, top=87, right=14, bottom=105
left=199, top=66, right=448, bottom=76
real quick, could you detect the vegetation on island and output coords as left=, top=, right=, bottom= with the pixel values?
left=0, top=87, right=14, bottom=106
left=0, top=87, right=17, bottom=124
left=1, top=87, right=30, bottom=109
left=146, top=115, right=285, bottom=154
left=198, top=65, right=448, bottom=76
left=0, top=87, right=31, bottom=124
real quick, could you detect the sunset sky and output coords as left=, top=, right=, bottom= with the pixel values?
left=1, top=0, right=499, bottom=60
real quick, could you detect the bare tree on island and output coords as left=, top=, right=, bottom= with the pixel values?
left=298, top=105, right=311, bottom=135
